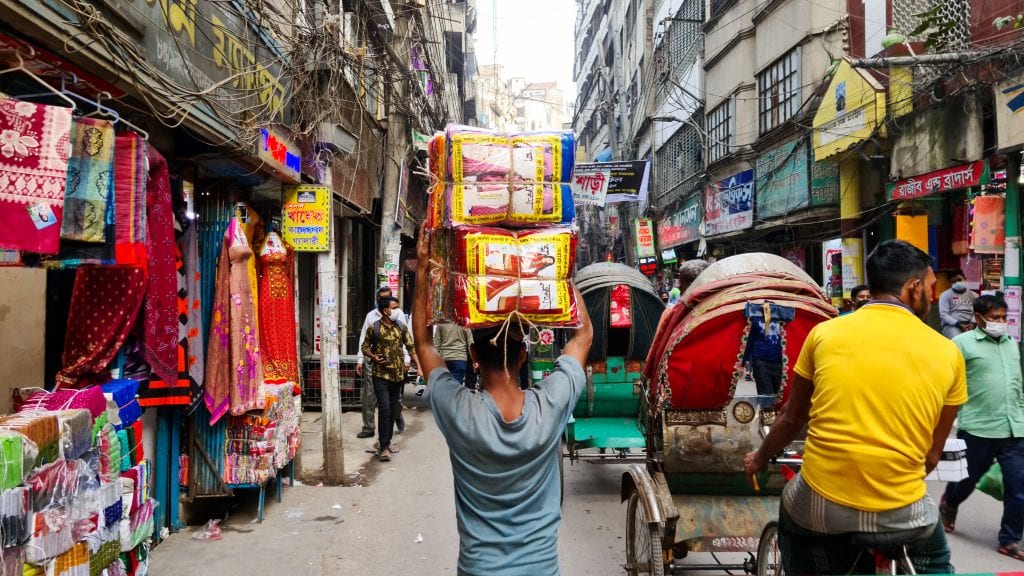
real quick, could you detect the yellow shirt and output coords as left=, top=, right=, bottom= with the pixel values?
left=795, top=303, right=967, bottom=512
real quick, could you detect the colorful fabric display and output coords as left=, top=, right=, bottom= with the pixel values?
left=119, top=461, right=150, bottom=515
left=52, top=541, right=88, bottom=576
left=142, top=147, right=178, bottom=386
left=26, top=459, right=81, bottom=511
left=181, top=222, right=205, bottom=402
left=0, top=433, right=24, bottom=491
left=971, top=194, right=1006, bottom=254
left=97, top=424, right=120, bottom=484
left=54, top=410, right=92, bottom=461
left=100, top=380, right=141, bottom=431
left=0, top=486, right=31, bottom=548
left=428, top=183, right=574, bottom=228
left=0, top=414, right=59, bottom=466
left=138, top=243, right=191, bottom=407
left=223, top=415, right=273, bottom=485
left=263, top=384, right=300, bottom=470
left=125, top=500, right=153, bottom=551
left=0, top=97, right=73, bottom=254
left=56, top=267, right=146, bottom=388
left=116, top=431, right=131, bottom=472
left=15, top=387, right=107, bottom=421
left=61, top=117, right=115, bottom=243
left=87, top=531, right=119, bottom=576
left=97, top=480, right=123, bottom=527
left=258, top=233, right=299, bottom=384
left=429, top=126, right=575, bottom=184
left=26, top=507, right=72, bottom=564
left=112, top=133, right=147, bottom=266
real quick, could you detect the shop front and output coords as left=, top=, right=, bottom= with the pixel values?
left=703, top=169, right=754, bottom=256
left=656, top=192, right=701, bottom=274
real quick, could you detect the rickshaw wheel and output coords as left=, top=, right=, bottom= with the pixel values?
left=626, top=492, right=665, bottom=576
left=756, top=522, right=783, bottom=576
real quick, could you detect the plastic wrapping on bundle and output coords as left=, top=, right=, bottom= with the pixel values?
left=0, top=487, right=31, bottom=548
left=52, top=541, right=88, bottom=576
left=54, top=410, right=92, bottom=462
left=26, top=459, right=83, bottom=512
left=26, top=507, right=73, bottom=564
left=430, top=126, right=575, bottom=184
left=120, top=500, right=154, bottom=552
left=0, top=546, right=22, bottom=576
left=97, top=424, right=120, bottom=484
left=0, top=414, right=59, bottom=467
left=118, top=462, right=149, bottom=516
left=0, top=433, right=26, bottom=492
left=86, top=527, right=119, bottom=576
left=431, top=271, right=580, bottom=329
left=263, top=384, right=301, bottom=471
left=14, top=387, right=107, bottom=422
left=99, top=381, right=140, bottom=431
left=427, top=183, right=575, bottom=228
left=223, top=415, right=272, bottom=486
left=96, top=480, right=123, bottom=528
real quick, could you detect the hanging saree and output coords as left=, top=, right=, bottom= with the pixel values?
left=138, top=245, right=190, bottom=407
left=56, top=266, right=146, bottom=388
left=0, top=98, right=73, bottom=254
left=113, top=133, right=147, bottom=266
left=141, top=147, right=178, bottom=385
left=204, top=218, right=265, bottom=424
left=181, top=222, right=204, bottom=402
left=258, top=232, right=299, bottom=383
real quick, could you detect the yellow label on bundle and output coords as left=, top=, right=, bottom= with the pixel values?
left=509, top=185, right=562, bottom=223
left=519, top=232, right=573, bottom=279
left=450, top=133, right=512, bottom=182
left=452, top=184, right=510, bottom=225
left=465, top=277, right=520, bottom=326
left=465, top=233, right=518, bottom=277
left=512, top=134, right=562, bottom=182
left=522, top=280, right=575, bottom=325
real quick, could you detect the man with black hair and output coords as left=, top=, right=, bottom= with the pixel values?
left=939, top=268, right=978, bottom=338
left=839, top=284, right=871, bottom=316
left=356, top=286, right=408, bottom=439
left=360, top=295, right=416, bottom=461
left=745, top=240, right=966, bottom=574
left=940, top=295, right=1024, bottom=561
left=412, top=223, right=593, bottom=576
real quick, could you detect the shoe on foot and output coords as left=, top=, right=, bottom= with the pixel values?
left=939, top=498, right=957, bottom=533
left=998, top=543, right=1024, bottom=561
left=379, top=449, right=392, bottom=462
left=356, top=431, right=374, bottom=439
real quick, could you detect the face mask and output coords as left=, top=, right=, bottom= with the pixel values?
left=390, top=309, right=402, bottom=322
left=983, top=321, right=1008, bottom=339
left=952, top=282, right=966, bottom=293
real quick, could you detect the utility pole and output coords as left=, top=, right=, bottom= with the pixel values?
left=319, top=191, right=344, bottom=482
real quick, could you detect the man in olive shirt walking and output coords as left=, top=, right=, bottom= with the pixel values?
left=433, top=323, right=474, bottom=388
left=941, top=294, right=1024, bottom=561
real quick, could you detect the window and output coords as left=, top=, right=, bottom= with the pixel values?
left=707, top=98, right=733, bottom=163
left=757, top=47, right=802, bottom=134
left=656, top=121, right=703, bottom=207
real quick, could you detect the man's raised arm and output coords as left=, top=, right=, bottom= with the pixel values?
left=561, top=286, right=593, bottom=368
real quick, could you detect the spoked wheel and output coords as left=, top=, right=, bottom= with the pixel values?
left=626, top=492, right=665, bottom=576
left=756, top=521, right=784, bottom=576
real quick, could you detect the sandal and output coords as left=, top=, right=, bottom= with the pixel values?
left=939, top=498, right=957, bottom=534
left=379, top=450, right=392, bottom=462
left=998, top=543, right=1024, bottom=561
left=388, top=446, right=401, bottom=454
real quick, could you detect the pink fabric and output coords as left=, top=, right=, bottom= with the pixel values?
left=142, top=147, right=178, bottom=386
left=0, top=98, right=72, bottom=254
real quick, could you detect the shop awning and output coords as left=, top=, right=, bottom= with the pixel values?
left=812, top=60, right=886, bottom=161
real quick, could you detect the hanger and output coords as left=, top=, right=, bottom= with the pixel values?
left=92, top=91, right=149, bottom=141
left=0, top=48, right=77, bottom=111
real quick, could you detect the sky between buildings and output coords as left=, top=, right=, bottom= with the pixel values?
left=474, top=0, right=577, bottom=101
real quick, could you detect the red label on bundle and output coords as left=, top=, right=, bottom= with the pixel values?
left=610, top=284, right=632, bottom=328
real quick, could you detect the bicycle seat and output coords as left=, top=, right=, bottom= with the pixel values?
left=850, top=525, right=935, bottom=550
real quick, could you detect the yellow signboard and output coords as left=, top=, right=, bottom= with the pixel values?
left=812, top=60, right=887, bottom=161
left=282, top=185, right=330, bottom=252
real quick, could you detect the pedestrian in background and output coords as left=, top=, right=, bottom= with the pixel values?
left=361, top=296, right=417, bottom=462
left=433, top=323, right=474, bottom=389
left=939, top=269, right=978, bottom=338
left=356, top=286, right=408, bottom=439
left=940, top=295, right=1024, bottom=561
left=840, top=284, right=871, bottom=316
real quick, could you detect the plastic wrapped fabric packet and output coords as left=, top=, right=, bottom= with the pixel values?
left=0, top=486, right=31, bottom=548
left=100, top=380, right=141, bottom=431
left=55, top=410, right=92, bottom=461
left=441, top=275, right=581, bottom=329
left=0, top=433, right=24, bottom=491
left=52, top=541, right=88, bottom=576
left=0, top=414, right=59, bottom=466
left=427, top=183, right=575, bottom=229
left=26, top=507, right=73, bottom=564
left=26, top=459, right=82, bottom=512
left=429, top=126, right=576, bottom=185
left=14, top=387, right=107, bottom=421
left=438, top=226, right=577, bottom=280
left=510, top=130, right=575, bottom=183
left=0, top=545, right=23, bottom=576
left=97, top=424, right=120, bottom=484
left=446, top=126, right=512, bottom=183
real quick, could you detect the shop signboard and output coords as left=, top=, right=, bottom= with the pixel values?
left=755, top=141, right=809, bottom=218
left=575, top=160, right=651, bottom=204
left=812, top=60, right=886, bottom=161
left=634, top=218, right=656, bottom=258
left=661, top=248, right=678, bottom=265
left=258, top=128, right=302, bottom=184
left=571, top=165, right=611, bottom=206
left=887, top=160, right=989, bottom=201
left=995, top=74, right=1024, bottom=151
left=282, top=185, right=331, bottom=252
left=704, top=170, right=754, bottom=236
left=656, top=194, right=701, bottom=248
left=810, top=160, right=840, bottom=207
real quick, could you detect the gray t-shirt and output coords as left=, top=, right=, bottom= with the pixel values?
left=426, top=355, right=586, bottom=576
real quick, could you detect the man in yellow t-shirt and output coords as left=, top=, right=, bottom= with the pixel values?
left=745, top=240, right=967, bottom=574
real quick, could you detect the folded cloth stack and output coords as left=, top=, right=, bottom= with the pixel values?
left=0, top=546, right=23, bottom=576
left=27, top=459, right=82, bottom=512
left=119, top=461, right=150, bottom=516
left=0, top=414, right=59, bottom=467
left=263, top=384, right=300, bottom=471
left=55, top=410, right=92, bottom=461
left=428, top=226, right=580, bottom=328
left=427, top=183, right=575, bottom=228
left=223, top=415, right=273, bottom=486
left=26, top=506, right=73, bottom=564
left=121, top=499, right=154, bottom=552
left=15, top=387, right=107, bottom=421
left=52, top=541, right=88, bottom=576
left=97, top=424, right=121, bottom=484
left=0, top=486, right=30, bottom=548
left=86, top=529, right=119, bottom=576
left=0, top=433, right=24, bottom=491
left=100, top=381, right=141, bottom=432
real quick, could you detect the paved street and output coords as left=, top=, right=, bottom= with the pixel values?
left=150, top=397, right=1024, bottom=575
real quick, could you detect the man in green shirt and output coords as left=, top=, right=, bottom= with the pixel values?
left=941, top=294, right=1024, bottom=561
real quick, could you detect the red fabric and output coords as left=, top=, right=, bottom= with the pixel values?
left=951, top=203, right=969, bottom=256
left=56, top=266, right=146, bottom=388
left=139, top=245, right=191, bottom=407
left=258, top=233, right=299, bottom=383
left=972, top=195, right=1006, bottom=254
left=141, top=147, right=177, bottom=385
left=0, top=98, right=72, bottom=254
left=644, top=302, right=687, bottom=381
left=113, top=134, right=147, bottom=266
left=664, top=313, right=745, bottom=409
left=610, top=284, right=632, bottom=328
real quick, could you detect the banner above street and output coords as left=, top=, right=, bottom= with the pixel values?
left=573, top=160, right=650, bottom=204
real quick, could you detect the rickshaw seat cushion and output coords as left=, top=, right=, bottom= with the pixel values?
left=849, top=524, right=934, bottom=550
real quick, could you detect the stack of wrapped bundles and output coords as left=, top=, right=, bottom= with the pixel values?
left=224, top=383, right=302, bottom=485
left=426, top=125, right=581, bottom=329
left=0, top=383, right=154, bottom=576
